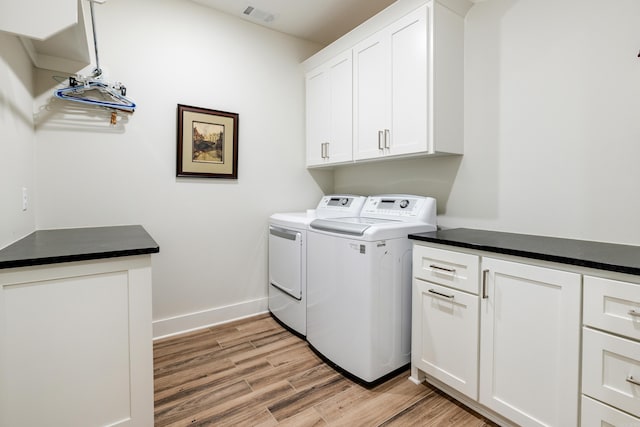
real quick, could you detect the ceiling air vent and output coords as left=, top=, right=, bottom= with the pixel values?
left=242, top=5, right=275, bottom=23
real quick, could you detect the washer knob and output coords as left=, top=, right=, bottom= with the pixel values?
left=340, top=198, right=348, bottom=205
left=399, top=199, right=410, bottom=209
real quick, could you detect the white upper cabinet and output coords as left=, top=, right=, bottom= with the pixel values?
left=354, top=5, right=428, bottom=161
left=1, top=0, right=92, bottom=74
left=0, top=0, right=77, bottom=41
left=304, top=0, right=470, bottom=168
left=306, top=50, right=353, bottom=167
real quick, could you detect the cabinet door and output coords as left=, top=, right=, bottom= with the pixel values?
left=353, top=29, right=390, bottom=161
left=327, top=52, right=354, bottom=164
left=306, top=66, right=330, bottom=166
left=388, top=4, right=428, bottom=157
left=412, top=279, right=479, bottom=399
left=354, top=5, right=428, bottom=161
left=479, top=258, right=581, bottom=427
left=306, top=51, right=353, bottom=167
left=0, top=258, right=153, bottom=427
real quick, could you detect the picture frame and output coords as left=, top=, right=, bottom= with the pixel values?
left=176, top=104, right=239, bottom=179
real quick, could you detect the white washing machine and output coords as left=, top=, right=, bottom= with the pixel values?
left=306, top=195, right=437, bottom=384
left=268, top=195, right=366, bottom=336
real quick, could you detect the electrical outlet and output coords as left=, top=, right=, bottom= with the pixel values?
left=22, top=187, right=28, bottom=211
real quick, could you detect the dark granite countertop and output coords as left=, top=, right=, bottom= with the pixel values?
left=0, top=225, right=159, bottom=269
left=409, top=228, right=640, bottom=277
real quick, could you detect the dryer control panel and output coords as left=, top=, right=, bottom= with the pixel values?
left=361, top=195, right=436, bottom=224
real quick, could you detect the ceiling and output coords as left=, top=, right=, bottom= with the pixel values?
left=190, top=0, right=398, bottom=46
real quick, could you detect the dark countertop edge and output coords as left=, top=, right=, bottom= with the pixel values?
left=409, top=233, right=640, bottom=277
left=0, top=225, right=160, bottom=270
left=0, top=247, right=159, bottom=270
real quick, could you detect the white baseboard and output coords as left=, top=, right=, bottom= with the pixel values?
left=152, top=297, right=269, bottom=340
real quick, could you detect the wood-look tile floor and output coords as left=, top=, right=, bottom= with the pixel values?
left=154, top=313, right=497, bottom=426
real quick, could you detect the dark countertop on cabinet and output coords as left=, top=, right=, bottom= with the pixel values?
left=0, top=225, right=160, bottom=269
left=409, top=228, right=640, bottom=277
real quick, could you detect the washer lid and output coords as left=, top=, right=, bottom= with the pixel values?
left=309, top=217, right=396, bottom=236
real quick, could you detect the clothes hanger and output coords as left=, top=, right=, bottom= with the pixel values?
left=54, top=76, right=136, bottom=112
left=52, top=0, right=136, bottom=119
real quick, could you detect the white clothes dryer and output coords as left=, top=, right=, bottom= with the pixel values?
left=268, top=195, right=366, bottom=336
left=306, top=195, right=437, bottom=384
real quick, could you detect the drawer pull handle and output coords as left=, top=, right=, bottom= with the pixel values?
left=626, top=376, right=640, bottom=387
left=629, top=309, right=640, bottom=318
left=429, top=264, right=456, bottom=274
left=428, top=289, right=455, bottom=299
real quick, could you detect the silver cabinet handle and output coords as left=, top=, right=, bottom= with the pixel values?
left=626, top=376, right=640, bottom=387
left=428, top=289, right=454, bottom=299
left=378, top=131, right=384, bottom=150
left=429, top=264, right=456, bottom=274
left=320, top=142, right=329, bottom=159
left=629, top=309, right=640, bottom=318
left=384, top=129, right=390, bottom=149
left=482, top=269, right=489, bottom=299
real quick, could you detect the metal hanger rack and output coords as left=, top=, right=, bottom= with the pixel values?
left=53, top=0, right=136, bottom=123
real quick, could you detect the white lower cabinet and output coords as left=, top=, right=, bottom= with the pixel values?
left=0, top=256, right=154, bottom=427
left=410, top=245, right=479, bottom=400
left=480, top=257, right=581, bottom=427
left=581, top=275, right=640, bottom=426
left=411, top=243, right=583, bottom=427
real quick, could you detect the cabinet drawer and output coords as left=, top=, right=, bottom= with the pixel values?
left=583, top=275, right=640, bottom=341
left=582, top=328, right=640, bottom=418
left=413, top=244, right=479, bottom=294
left=580, top=395, right=640, bottom=427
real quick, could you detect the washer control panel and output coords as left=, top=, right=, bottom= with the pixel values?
left=361, top=195, right=436, bottom=224
left=315, top=195, right=367, bottom=218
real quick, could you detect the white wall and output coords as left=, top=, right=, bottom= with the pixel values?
left=0, top=32, right=36, bottom=249
left=14, top=0, right=640, bottom=338
left=335, top=0, right=640, bottom=246
left=33, top=0, right=329, bottom=337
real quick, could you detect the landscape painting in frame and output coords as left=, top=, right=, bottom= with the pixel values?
left=177, top=104, right=239, bottom=179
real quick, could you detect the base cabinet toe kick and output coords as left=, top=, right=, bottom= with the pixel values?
left=409, top=229, right=640, bottom=427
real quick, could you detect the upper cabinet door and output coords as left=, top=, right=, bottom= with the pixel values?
left=353, top=31, right=390, bottom=161
left=327, top=52, right=354, bottom=165
left=306, top=67, right=331, bottom=167
left=389, top=5, right=428, bottom=157
left=353, top=5, right=428, bottom=161
left=306, top=50, right=353, bottom=167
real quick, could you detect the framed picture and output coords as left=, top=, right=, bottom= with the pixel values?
left=176, top=104, right=239, bottom=179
